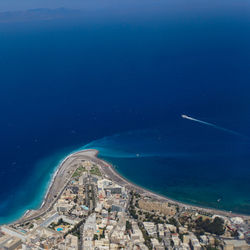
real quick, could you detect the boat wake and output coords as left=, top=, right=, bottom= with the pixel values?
left=181, top=114, right=244, bottom=137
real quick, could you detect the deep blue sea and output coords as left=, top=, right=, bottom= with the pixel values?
left=0, top=0, right=250, bottom=224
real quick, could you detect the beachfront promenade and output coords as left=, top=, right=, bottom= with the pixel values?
left=15, top=149, right=250, bottom=226
left=15, top=150, right=98, bottom=224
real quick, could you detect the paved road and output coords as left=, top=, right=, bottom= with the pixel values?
left=14, top=150, right=97, bottom=225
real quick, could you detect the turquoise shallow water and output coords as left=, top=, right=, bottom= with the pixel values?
left=0, top=145, right=87, bottom=224
left=101, top=156, right=250, bottom=214
left=83, top=130, right=250, bottom=215
left=1, top=125, right=250, bottom=225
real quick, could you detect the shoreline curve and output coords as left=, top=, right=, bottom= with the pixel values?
left=11, top=149, right=250, bottom=225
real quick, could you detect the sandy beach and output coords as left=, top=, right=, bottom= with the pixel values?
left=13, top=149, right=250, bottom=225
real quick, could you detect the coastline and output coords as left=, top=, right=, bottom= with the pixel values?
left=12, top=149, right=97, bottom=225
left=94, top=153, right=250, bottom=219
left=12, top=149, right=250, bottom=225
left=39, top=151, right=76, bottom=209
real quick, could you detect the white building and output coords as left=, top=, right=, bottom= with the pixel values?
left=143, top=222, right=157, bottom=237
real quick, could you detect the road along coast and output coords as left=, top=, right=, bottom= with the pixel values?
left=14, top=149, right=97, bottom=224
left=14, top=149, right=250, bottom=225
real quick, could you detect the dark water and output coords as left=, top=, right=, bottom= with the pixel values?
left=0, top=0, right=250, bottom=223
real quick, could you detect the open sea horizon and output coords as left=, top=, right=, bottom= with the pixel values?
left=0, top=0, right=250, bottom=224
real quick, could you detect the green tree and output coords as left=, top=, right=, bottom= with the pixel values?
left=126, top=221, right=132, bottom=231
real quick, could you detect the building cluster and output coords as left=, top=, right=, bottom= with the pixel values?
left=0, top=160, right=249, bottom=250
